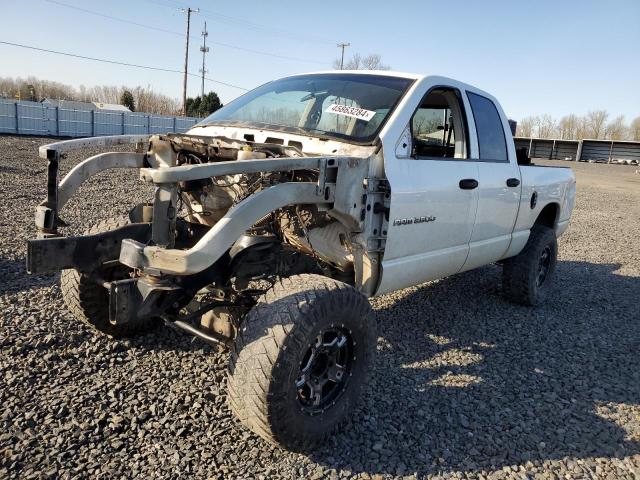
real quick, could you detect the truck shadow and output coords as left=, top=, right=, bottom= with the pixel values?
left=0, top=257, right=56, bottom=296
left=8, top=254, right=639, bottom=476
left=309, top=261, right=640, bottom=476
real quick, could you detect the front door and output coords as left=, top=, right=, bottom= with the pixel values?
left=376, top=87, right=479, bottom=295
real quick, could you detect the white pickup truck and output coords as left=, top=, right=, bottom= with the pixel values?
left=27, top=71, right=575, bottom=450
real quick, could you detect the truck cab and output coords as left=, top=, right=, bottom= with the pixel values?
left=375, top=74, right=574, bottom=293
left=184, top=71, right=575, bottom=296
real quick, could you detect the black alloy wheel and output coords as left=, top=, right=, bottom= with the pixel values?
left=295, top=327, right=354, bottom=415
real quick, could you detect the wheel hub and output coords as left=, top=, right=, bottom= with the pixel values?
left=537, top=245, right=552, bottom=287
left=295, top=327, right=353, bottom=414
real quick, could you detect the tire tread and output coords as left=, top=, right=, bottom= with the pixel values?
left=502, top=224, right=557, bottom=306
left=227, top=274, right=374, bottom=450
left=60, top=217, right=157, bottom=338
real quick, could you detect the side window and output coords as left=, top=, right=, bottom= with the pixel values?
left=410, top=88, right=467, bottom=159
left=466, top=92, right=508, bottom=162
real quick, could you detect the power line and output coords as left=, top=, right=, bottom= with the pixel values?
left=140, top=0, right=337, bottom=46
left=41, top=0, right=330, bottom=66
left=210, top=39, right=327, bottom=65
left=42, top=0, right=182, bottom=37
left=197, top=10, right=336, bottom=47
left=0, top=40, right=249, bottom=91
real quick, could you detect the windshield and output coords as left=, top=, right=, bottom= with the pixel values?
left=197, top=73, right=413, bottom=143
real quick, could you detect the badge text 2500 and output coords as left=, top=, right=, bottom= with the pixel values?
left=392, top=216, right=436, bottom=226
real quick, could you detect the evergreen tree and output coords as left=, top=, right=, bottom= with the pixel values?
left=186, top=91, right=223, bottom=117
left=120, top=90, right=135, bottom=111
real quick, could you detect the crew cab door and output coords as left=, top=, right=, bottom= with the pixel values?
left=460, top=91, right=521, bottom=271
left=376, top=84, right=479, bottom=295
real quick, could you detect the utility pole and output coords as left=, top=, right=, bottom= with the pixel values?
left=337, top=42, right=350, bottom=69
left=181, top=7, right=199, bottom=116
left=199, top=22, right=209, bottom=99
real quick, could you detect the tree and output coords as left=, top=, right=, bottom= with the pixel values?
left=333, top=53, right=390, bottom=70
left=120, top=90, right=135, bottom=112
left=186, top=91, right=223, bottom=117
left=512, top=111, right=639, bottom=141
left=575, top=116, right=590, bottom=140
left=558, top=114, right=579, bottom=140
left=630, top=117, right=640, bottom=141
left=585, top=110, right=608, bottom=139
left=605, top=115, right=627, bottom=140
left=516, top=116, right=536, bottom=137
left=200, top=91, right=223, bottom=115
left=185, top=96, right=201, bottom=117
left=18, top=83, right=37, bottom=101
left=0, top=76, right=182, bottom=114
left=133, top=85, right=181, bottom=115
left=27, top=84, right=37, bottom=101
left=536, top=114, right=557, bottom=139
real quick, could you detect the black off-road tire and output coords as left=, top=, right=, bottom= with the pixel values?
left=502, top=225, right=558, bottom=306
left=227, top=274, right=375, bottom=451
left=60, top=217, right=158, bottom=338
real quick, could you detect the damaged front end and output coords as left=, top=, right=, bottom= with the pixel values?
left=27, top=133, right=386, bottom=346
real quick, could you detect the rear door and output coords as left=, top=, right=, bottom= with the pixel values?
left=461, top=91, right=522, bottom=271
left=376, top=84, right=479, bottom=294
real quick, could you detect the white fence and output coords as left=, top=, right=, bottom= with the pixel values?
left=0, top=98, right=199, bottom=137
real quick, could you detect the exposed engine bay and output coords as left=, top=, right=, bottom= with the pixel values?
left=170, top=135, right=355, bottom=291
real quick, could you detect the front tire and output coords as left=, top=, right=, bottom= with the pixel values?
left=502, top=225, right=558, bottom=306
left=60, top=217, right=158, bottom=338
left=227, top=274, right=375, bottom=450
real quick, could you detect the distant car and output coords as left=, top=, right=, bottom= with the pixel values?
left=28, top=71, right=576, bottom=450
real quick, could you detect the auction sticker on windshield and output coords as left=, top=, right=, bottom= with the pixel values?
left=325, top=104, right=376, bottom=122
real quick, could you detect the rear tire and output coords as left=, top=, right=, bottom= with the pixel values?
left=502, top=225, right=558, bottom=306
left=227, top=274, right=375, bottom=450
left=60, top=217, right=158, bottom=338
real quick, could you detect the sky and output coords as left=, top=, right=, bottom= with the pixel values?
left=1, top=0, right=639, bottom=122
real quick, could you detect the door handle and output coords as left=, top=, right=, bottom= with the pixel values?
left=506, top=178, right=521, bottom=187
left=459, top=179, right=478, bottom=190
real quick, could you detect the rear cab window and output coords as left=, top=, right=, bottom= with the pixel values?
left=466, top=92, right=508, bottom=162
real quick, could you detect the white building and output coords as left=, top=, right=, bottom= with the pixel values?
left=92, top=102, right=131, bottom=112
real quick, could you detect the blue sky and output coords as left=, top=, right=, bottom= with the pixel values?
left=1, top=0, right=639, bottom=121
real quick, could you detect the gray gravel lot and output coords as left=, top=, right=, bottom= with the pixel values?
left=1, top=134, right=639, bottom=479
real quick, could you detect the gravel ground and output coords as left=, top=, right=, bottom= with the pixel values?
left=1, top=135, right=639, bottom=479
